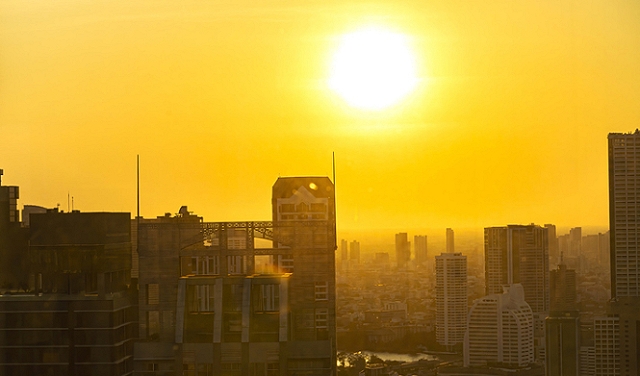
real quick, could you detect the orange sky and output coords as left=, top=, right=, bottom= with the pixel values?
left=1, top=0, right=639, bottom=232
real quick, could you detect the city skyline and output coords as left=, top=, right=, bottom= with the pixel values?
left=2, top=1, right=640, bottom=232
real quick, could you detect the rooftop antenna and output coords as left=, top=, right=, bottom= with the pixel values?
left=67, top=192, right=70, bottom=213
left=137, top=155, right=140, bottom=219
left=332, top=152, right=337, bottom=250
left=72, top=196, right=74, bottom=211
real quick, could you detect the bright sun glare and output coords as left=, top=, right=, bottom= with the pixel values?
left=329, top=27, right=418, bottom=111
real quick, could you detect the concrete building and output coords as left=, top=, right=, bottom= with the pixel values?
left=350, top=240, right=360, bottom=265
left=0, top=169, right=28, bottom=290
left=446, top=228, right=455, bottom=253
left=0, top=209, right=136, bottom=376
left=436, top=252, right=467, bottom=349
left=464, top=284, right=534, bottom=367
left=544, top=224, right=558, bottom=267
left=594, top=316, right=619, bottom=376
left=395, top=233, right=410, bottom=269
left=414, top=235, right=427, bottom=268
left=550, top=263, right=577, bottom=313
left=483, top=225, right=549, bottom=314
left=545, top=311, right=580, bottom=376
left=134, top=176, right=337, bottom=376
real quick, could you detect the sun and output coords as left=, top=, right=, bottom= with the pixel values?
left=329, top=26, right=418, bottom=111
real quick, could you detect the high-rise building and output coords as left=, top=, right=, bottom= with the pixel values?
left=0, top=209, right=136, bottom=376
left=550, top=263, right=577, bottom=313
left=609, top=131, right=640, bottom=298
left=594, top=316, right=620, bottom=376
left=340, top=239, right=348, bottom=262
left=484, top=225, right=549, bottom=314
left=464, top=284, right=534, bottom=367
left=446, top=228, right=455, bottom=253
left=544, top=224, right=558, bottom=266
left=134, top=176, right=337, bottom=376
left=546, top=311, right=580, bottom=376
left=395, top=233, right=410, bottom=269
left=435, top=252, right=467, bottom=349
left=414, top=235, right=427, bottom=267
left=349, top=240, right=360, bottom=265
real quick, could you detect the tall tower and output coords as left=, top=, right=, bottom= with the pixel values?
left=550, top=263, right=577, bottom=313
left=605, top=131, right=640, bottom=376
left=395, top=233, right=410, bottom=269
left=349, top=240, right=360, bottom=264
left=446, top=228, right=455, bottom=253
left=484, top=225, right=549, bottom=314
left=435, top=252, right=467, bottom=349
left=609, top=131, right=640, bottom=298
left=414, top=235, right=428, bottom=267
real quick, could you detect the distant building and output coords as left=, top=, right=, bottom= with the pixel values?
left=484, top=225, right=549, bottom=314
left=436, top=252, right=467, bottom=349
left=464, top=284, right=534, bottom=367
left=550, top=263, right=577, bottom=313
left=0, top=209, right=136, bottom=376
left=546, top=311, right=580, bottom=376
left=134, top=176, right=337, bottom=375
left=350, top=240, right=360, bottom=264
left=544, top=224, right=558, bottom=266
left=446, top=228, right=455, bottom=253
left=395, top=233, right=410, bottom=269
left=414, top=235, right=427, bottom=267
left=341, top=239, right=348, bottom=262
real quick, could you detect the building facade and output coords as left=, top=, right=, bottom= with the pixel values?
left=395, top=233, right=410, bottom=269
left=435, top=252, right=467, bottom=348
left=464, top=284, right=534, bottom=367
left=134, top=176, right=337, bottom=376
left=545, top=312, right=580, bottom=376
left=483, top=225, right=549, bottom=314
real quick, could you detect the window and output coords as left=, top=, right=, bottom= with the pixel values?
left=147, top=283, right=159, bottom=305
left=253, top=284, right=279, bottom=312
left=227, top=256, right=246, bottom=275
left=196, top=285, right=215, bottom=312
left=314, top=281, right=328, bottom=301
left=191, top=256, right=219, bottom=275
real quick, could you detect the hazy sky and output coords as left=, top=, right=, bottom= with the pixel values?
left=1, top=0, right=639, bottom=232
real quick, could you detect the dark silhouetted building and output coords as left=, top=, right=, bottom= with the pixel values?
left=0, top=209, right=136, bottom=376
left=546, top=311, right=580, bottom=376
left=414, top=235, right=427, bottom=267
left=550, top=263, right=577, bottom=313
left=0, top=169, right=28, bottom=290
left=134, top=176, right=336, bottom=376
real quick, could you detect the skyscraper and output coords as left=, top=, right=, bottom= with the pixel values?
left=395, top=232, right=410, bottom=269
left=435, top=252, right=467, bottom=349
left=544, top=224, right=558, bottom=266
left=550, top=263, right=577, bottom=313
left=464, top=284, right=534, bottom=367
left=414, top=235, right=428, bottom=267
left=484, top=225, right=549, bottom=314
left=546, top=312, right=580, bottom=376
left=446, top=228, right=455, bottom=253
left=349, top=240, right=360, bottom=264
left=609, top=131, right=640, bottom=298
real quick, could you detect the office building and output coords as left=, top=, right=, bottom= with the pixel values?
left=0, top=169, right=28, bottom=289
left=0, top=209, right=136, bottom=376
left=435, top=252, right=467, bottom=349
left=544, top=224, right=558, bottom=266
left=340, top=239, right=348, bottom=262
left=349, top=240, right=360, bottom=265
left=484, top=225, right=549, bottom=314
left=594, top=316, right=619, bottom=376
left=545, top=311, right=580, bottom=376
left=446, top=228, right=454, bottom=253
left=550, top=262, right=577, bottom=313
left=134, top=176, right=337, bottom=376
left=414, top=235, right=427, bottom=267
left=464, top=284, right=534, bottom=367
left=395, top=233, right=410, bottom=269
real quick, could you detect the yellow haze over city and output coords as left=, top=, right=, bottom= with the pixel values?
left=1, top=0, right=640, bottom=233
